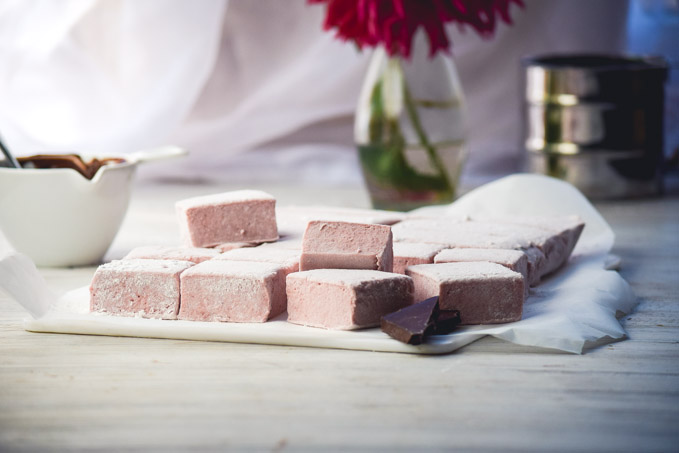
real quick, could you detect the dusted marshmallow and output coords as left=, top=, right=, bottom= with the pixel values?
left=277, top=205, right=405, bottom=238
left=90, top=259, right=194, bottom=320
left=215, top=245, right=301, bottom=276
left=176, top=190, right=278, bottom=248
left=393, top=218, right=573, bottom=284
left=178, top=260, right=286, bottom=323
left=434, top=248, right=529, bottom=298
left=479, top=215, right=585, bottom=276
left=257, top=236, right=303, bottom=251
left=392, top=219, right=547, bottom=250
left=392, top=242, right=446, bottom=274
left=286, top=269, right=414, bottom=330
left=123, top=245, right=220, bottom=264
left=523, top=247, right=547, bottom=286
left=300, top=221, right=393, bottom=272
left=406, top=262, right=524, bottom=325
left=215, top=242, right=257, bottom=253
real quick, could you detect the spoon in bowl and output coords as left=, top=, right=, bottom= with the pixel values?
left=0, top=133, right=20, bottom=168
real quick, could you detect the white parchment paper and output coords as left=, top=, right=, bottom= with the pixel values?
left=0, top=174, right=637, bottom=354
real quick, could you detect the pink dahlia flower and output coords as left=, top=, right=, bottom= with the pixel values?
left=309, top=0, right=524, bottom=58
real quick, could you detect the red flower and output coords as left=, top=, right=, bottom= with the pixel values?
left=310, top=0, right=524, bottom=58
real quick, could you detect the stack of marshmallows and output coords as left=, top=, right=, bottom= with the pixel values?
left=90, top=190, right=584, bottom=330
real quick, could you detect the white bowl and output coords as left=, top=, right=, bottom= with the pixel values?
left=0, top=146, right=186, bottom=267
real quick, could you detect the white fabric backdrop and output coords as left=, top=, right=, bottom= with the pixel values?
left=0, top=0, right=629, bottom=186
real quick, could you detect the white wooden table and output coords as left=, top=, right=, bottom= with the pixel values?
left=1, top=180, right=678, bottom=452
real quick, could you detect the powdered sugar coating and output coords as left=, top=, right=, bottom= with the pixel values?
left=90, top=259, right=194, bottom=320
left=434, top=248, right=529, bottom=297
left=178, top=260, right=286, bottom=323
left=123, top=245, right=220, bottom=264
left=257, top=237, right=303, bottom=251
left=215, top=246, right=301, bottom=276
left=287, top=269, right=413, bottom=330
left=176, top=190, right=278, bottom=247
left=475, top=215, right=585, bottom=276
left=409, top=262, right=517, bottom=280
left=300, top=221, right=393, bottom=272
left=277, top=205, right=406, bottom=237
left=288, top=268, right=400, bottom=286
left=392, top=216, right=582, bottom=283
left=392, top=219, right=549, bottom=250
left=175, top=190, right=275, bottom=210
left=215, top=242, right=257, bottom=253
left=406, top=262, right=524, bottom=325
left=392, top=242, right=446, bottom=274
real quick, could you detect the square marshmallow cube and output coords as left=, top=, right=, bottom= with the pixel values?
left=392, top=242, right=446, bottom=274
left=215, top=245, right=301, bottom=276
left=406, top=262, right=524, bottom=325
left=178, top=260, right=286, bottom=323
left=276, top=205, right=405, bottom=238
left=287, top=269, right=413, bottom=330
left=123, top=245, right=220, bottom=264
left=434, top=248, right=529, bottom=297
left=300, top=221, right=393, bottom=272
left=90, top=259, right=194, bottom=320
left=176, top=190, right=278, bottom=248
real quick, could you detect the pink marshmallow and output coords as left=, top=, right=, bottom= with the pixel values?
left=90, top=259, right=194, bottom=320
left=300, top=221, right=393, bottom=272
left=286, top=269, right=413, bottom=330
left=178, top=260, right=286, bottom=323
left=406, top=262, right=524, bottom=325
left=215, top=242, right=258, bottom=253
left=277, top=205, right=405, bottom=238
left=123, top=245, right=220, bottom=264
left=393, top=218, right=570, bottom=284
left=477, top=215, right=585, bottom=276
left=392, top=242, right=446, bottom=274
left=215, top=245, right=301, bottom=276
left=434, top=248, right=529, bottom=297
left=176, top=190, right=279, bottom=248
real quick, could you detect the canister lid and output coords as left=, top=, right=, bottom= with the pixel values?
left=524, top=53, right=668, bottom=104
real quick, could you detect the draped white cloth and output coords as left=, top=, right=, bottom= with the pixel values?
left=0, top=0, right=629, bottom=185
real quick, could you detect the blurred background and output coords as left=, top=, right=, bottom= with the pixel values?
left=0, top=0, right=676, bottom=188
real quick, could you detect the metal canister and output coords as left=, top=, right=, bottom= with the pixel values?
left=524, top=54, right=668, bottom=199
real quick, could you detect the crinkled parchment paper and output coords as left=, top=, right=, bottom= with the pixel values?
left=0, top=175, right=637, bottom=354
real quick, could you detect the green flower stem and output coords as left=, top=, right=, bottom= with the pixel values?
left=401, top=78, right=452, bottom=192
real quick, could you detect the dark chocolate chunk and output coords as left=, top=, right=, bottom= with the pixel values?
left=431, top=310, right=461, bottom=335
left=380, top=296, right=439, bottom=345
left=381, top=296, right=462, bottom=345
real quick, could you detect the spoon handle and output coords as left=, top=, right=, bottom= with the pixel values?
left=0, top=134, right=20, bottom=168
left=126, top=146, right=188, bottom=164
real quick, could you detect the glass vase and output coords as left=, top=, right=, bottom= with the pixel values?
left=355, top=45, right=467, bottom=211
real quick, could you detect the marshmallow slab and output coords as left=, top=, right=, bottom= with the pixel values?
left=286, top=269, right=413, bottom=330
left=123, top=245, right=220, bottom=264
left=90, top=259, right=194, bottom=320
left=480, top=215, right=585, bottom=276
left=392, top=242, right=446, bottom=274
left=300, top=221, right=393, bottom=272
left=393, top=218, right=574, bottom=285
left=176, top=190, right=278, bottom=248
left=406, top=262, right=524, bottom=325
left=178, top=260, right=287, bottom=323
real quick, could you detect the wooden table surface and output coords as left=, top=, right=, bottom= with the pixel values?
left=1, top=180, right=678, bottom=452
